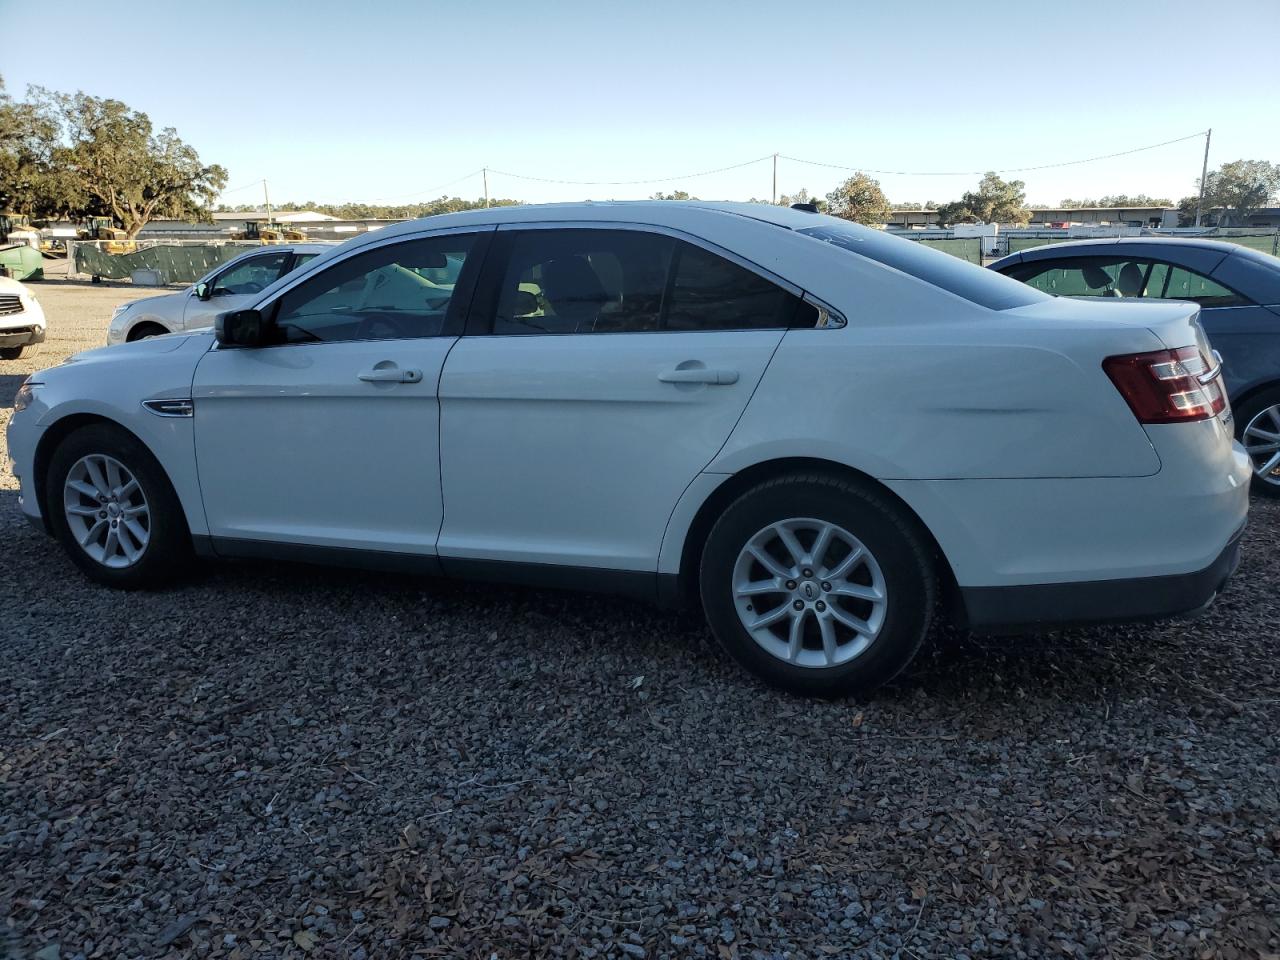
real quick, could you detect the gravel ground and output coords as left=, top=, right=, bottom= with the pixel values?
left=2, top=274, right=1278, bottom=960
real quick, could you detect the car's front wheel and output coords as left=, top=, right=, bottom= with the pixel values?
left=0, top=342, right=40, bottom=361
left=699, top=474, right=936, bottom=697
left=46, top=423, right=192, bottom=588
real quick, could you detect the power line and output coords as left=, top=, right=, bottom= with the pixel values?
left=368, top=168, right=486, bottom=204
left=220, top=178, right=266, bottom=195
left=780, top=131, right=1209, bottom=177
left=486, top=154, right=773, bottom=186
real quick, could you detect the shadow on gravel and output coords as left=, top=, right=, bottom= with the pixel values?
left=0, top=373, right=29, bottom=405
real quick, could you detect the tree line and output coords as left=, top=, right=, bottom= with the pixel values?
left=1, top=78, right=226, bottom=238
left=4, top=80, right=1278, bottom=237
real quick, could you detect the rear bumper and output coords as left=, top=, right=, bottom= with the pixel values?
left=0, top=323, right=45, bottom=348
left=960, top=523, right=1244, bottom=633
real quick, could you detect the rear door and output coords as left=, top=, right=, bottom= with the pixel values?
left=437, top=225, right=821, bottom=574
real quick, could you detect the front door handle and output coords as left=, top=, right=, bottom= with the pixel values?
left=658, top=365, right=739, bottom=385
left=358, top=366, right=422, bottom=383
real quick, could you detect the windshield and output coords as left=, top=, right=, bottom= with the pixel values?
left=797, top=221, right=1047, bottom=311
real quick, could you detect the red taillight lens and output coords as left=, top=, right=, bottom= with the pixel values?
left=1103, top=346, right=1226, bottom=424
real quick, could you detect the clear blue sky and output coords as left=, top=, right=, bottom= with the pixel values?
left=3, top=0, right=1278, bottom=208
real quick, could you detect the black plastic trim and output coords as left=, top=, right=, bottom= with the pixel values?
left=960, top=525, right=1245, bottom=634
left=194, top=535, right=686, bottom=604
left=203, top=535, right=442, bottom=576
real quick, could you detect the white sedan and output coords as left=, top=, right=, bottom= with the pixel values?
left=7, top=202, right=1250, bottom=695
left=105, top=243, right=329, bottom=344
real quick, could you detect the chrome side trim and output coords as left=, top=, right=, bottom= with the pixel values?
left=142, top=398, right=194, bottom=418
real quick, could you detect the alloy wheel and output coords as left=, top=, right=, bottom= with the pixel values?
left=62, top=454, right=152, bottom=568
left=731, top=517, right=887, bottom=669
left=1243, top=403, right=1280, bottom=487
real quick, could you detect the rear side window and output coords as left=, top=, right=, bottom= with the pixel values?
left=798, top=221, right=1046, bottom=310
left=1163, top=266, right=1247, bottom=307
left=492, top=229, right=816, bottom=335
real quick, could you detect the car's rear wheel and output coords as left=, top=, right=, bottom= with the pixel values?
left=699, top=474, right=936, bottom=697
left=46, top=423, right=192, bottom=587
left=0, top=343, right=40, bottom=360
left=1236, top=387, right=1280, bottom=497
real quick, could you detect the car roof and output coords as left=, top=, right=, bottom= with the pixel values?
left=332, top=200, right=814, bottom=246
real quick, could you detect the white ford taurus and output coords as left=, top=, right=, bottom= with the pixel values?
left=6, top=202, right=1251, bottom=695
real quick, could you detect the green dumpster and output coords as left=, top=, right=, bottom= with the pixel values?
left=0, top=243, right=44, bottom=281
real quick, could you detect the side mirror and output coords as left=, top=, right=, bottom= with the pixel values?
left=194, top=281, right=210, bottom=301
left=215, top=308, right=270, bottom=348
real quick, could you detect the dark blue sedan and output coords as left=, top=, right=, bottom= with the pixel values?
left=990, top=238, right=1280, bottom=496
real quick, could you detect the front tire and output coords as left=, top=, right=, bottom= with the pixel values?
left=46, top=423, right=192, bottom=588
left=0, top=342, right=40, bottom=361
left=699, top=473, right=936, bottom=697
left=1236, top=387, right=1280, bottom=498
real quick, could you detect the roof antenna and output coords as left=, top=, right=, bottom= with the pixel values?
left=791, top=202, right=819, bottom=213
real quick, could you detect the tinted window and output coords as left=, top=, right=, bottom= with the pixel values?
left=1009, top=257, right=1158, bottom=298
left=271, top=234, right=477, bottom=344
left=493, top=229, right=811, bottom=335
left=798, top=221, right=1046, bottom=310
left=212, top=252, right=290, bottom=297
left=291, top=252, right=320, bottom=269
left=1009, top=256, right=1248, bottom=307
left=1164, top=266, right=1247, bottom=307
left=667, top=243, right=796, bottom=330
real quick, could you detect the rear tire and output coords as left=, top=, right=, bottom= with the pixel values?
left=0, top=342, right=40, bottom=360
left=699, top=473, right=936, bottom=697
left=46, top=423, right=193, bottom=588
left=1235, top=387, right=1280, bottom=498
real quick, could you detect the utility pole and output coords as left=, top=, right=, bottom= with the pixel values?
left=1194, top=128, right=1212, bottom=228
left=263, top=179, right=272, bottom=223
left=483, top=168, right=490, bottom=208
left=772, top=153, right=778, bottom=205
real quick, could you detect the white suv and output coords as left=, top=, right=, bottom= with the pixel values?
left=0, top=275, right=47, bottom=360
left=8, top=203, right=1250, bottom=695
left=105, top=243, right=328, bottom=344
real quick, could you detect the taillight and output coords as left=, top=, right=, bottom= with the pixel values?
left=1103, top=346, right=1226, bottom=424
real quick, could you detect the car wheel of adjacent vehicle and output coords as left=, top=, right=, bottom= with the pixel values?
left=46, top=423, right=192, bottom=588
left=127, top=323, right=168, bottom=342
left=1236, top=388, right=1280, bottom=497
left=699, top=474, right=936, bottom=697
left=0, top=343, right=40, bottom=360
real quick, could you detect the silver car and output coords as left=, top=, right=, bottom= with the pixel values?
left=106, top=243, right=329, bottom=345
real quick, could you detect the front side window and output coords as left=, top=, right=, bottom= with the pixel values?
left=211, top=252, right=290, bottom=297
left=1009, top=258, right=1157, bottom=298
left=270, top=234, right=477, bottom=344
left=492, top=229, right=812, bottom=335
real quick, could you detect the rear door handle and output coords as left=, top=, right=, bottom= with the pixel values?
left=358, top=367, right=422, bottom=383
left=658, top=366, right=739, bottom=385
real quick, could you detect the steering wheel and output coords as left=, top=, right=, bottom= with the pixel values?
left=240, top=281, right=265, bottom=294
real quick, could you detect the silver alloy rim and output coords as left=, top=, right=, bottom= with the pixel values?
left=62, top=454, right=151, bottom=568
left=731, top=517, right=887, bottom=669
left=1243, top=403, right=1280, bottom=486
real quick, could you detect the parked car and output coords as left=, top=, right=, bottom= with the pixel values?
left=9, top=203, right=1250, bottom=695
left=0, top=274, right=46, bottom=360
left=105, top=243, right=329, bottom=345
left=989, top=238, right=1280, bottom=495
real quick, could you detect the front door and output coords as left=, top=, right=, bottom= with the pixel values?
left=437, top=226, right=817, bottom=573
left=191, top=230, right=487, bottom=557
